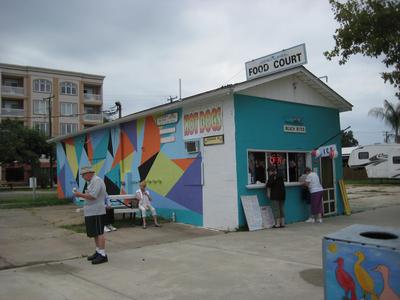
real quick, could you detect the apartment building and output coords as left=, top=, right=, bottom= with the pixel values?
left=0, top=63, right=105, bottom=137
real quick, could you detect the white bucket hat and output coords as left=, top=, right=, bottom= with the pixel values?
left=80, top=166, right=95, bottom=175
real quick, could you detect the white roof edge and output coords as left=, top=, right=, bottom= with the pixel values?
left=233, top=66, right=352, bottom=112
left=0, top=62, right=105, bottom=80
left=49, top=66, right=352, bottom=143
left=48, top=87, right=231, bottom=143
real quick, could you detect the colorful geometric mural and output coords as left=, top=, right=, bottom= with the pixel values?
left=56, top=109, right=203, bottom=226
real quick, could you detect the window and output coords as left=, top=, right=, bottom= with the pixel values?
left=3, top=79, right=19, bottom=87
left=33, top=79, right=51, bottom=93
left=33, top=122, right=49, bottom=135
left=393, top=156, right=400, bottom=164
left=248, top=151, right=307, bottom=184
left=60, top=123, right=78, bottom=135
left=60, top=82, right=77, bottom=95
left=33, top=100, right=49, bottom=115
left=358, top=152, right=369, bottom=159
left=185, top=140, right=200, bottom=153
left=60, top=102, right=78, bottom=116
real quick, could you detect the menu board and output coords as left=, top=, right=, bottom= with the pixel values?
left=260, top=206, right=275, bottom=229
left=240, top=195, right=263, bottom=231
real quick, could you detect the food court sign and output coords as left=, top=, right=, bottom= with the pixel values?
left=183, top=104, right=223, bottom=139
left=245, top=44, right=307, bottom=80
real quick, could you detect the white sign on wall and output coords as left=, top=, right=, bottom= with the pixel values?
left=318, top=144, right=338, bottom=157
left=156, top=112, right=178, bottom=126
left=245, top=44, right=307, bottom=80
left=283, top=124, right=306, bottom=133
left=183, top=104, right=223, bottom=139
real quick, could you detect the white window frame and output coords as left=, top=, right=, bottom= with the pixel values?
left=33, top=99, right=49, bottom=115
left=60, top=123, right=78, bottom=135
left=33, top=122, right=49, bottom=135
left=60, top=82, right=77, bottom=95
left=60, top=102, right=78, bottom=116
left=246, top=149, right=311, bottom=187
left=33, top=79, right=52, bottom=93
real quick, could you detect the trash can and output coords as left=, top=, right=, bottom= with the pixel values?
left=323, top=224, right=400, bottom=300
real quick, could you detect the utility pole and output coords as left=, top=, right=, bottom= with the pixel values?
left=115, top=101, right=122, bottom=118
left=44, top=95, right=55, bottom=188
left=383, top=131, right=390, bottom=143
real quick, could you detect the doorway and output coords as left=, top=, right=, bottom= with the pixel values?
left=320, top=157, right=336, bottom=215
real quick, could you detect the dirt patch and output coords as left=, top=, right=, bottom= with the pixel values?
left=346, top=184, right=400, bottom=213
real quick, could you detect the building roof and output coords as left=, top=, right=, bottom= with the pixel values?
left=0, top=63, right=105, bottom=80
left=49, top=65, right=352, bottom=143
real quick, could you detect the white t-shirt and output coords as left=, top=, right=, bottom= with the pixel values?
left=136, top=189, right=151, bottom=208
left=305, top=172, right=323, bottom=194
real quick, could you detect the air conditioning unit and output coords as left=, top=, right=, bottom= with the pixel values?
left=185, top=140, right=200, bottom=153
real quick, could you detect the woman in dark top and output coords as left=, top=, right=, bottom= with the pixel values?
left=266, top=167, right=286, bottom=228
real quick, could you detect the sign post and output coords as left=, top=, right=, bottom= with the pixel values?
left=29, top=177, right=37, bottom=200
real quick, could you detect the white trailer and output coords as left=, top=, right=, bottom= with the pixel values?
left=348, top=144, right=400, bottom=178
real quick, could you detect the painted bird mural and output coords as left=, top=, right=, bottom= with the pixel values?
left=354, top=251, right=378, bottom=300
left=335, top=257, right=357, bottom=300
left=374, top=264, right=400, bottom=300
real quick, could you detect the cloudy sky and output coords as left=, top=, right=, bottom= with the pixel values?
left=1, top=0, right=396, bottom=145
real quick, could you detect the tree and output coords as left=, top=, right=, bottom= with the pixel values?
left=368, top=100, right=400, bottom=143
left=0, top=119, right=51, bottom=165
left=341, top=130, right=359, bottom=147
left=324, top=0, right=400, bottom=99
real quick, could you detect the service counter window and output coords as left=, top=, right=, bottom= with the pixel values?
left=247, top=150, right=308, bottom=187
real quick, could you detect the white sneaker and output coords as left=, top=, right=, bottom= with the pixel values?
left=104, top=226, right=111, bottom=233
left=305, top=217, right=315, bottom=223
left=109, top=225, right=117, bottom=231
left=317, top=218, right=323, bottom=224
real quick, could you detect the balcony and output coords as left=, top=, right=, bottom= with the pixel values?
left=1, top=85, right=25, bottom=97
left=83, top=93, right=102, bottom=104
left=1, top=107, right=24, bottom=117
left=83, top=113, right=103, bottom=123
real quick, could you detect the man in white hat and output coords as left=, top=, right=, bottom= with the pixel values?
left=74, top=166, right=108, bottom=264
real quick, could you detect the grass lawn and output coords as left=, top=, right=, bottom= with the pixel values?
left=0, top=194, right=71, bottom=209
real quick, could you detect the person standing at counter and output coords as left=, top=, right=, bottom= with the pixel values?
left=303, top=167, right=324, bottom=223
left=266, top=167, right=286, bottom=228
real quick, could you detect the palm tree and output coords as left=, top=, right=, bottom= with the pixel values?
left=368, top=100, right=400, bottom=143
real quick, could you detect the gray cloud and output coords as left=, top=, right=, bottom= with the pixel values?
left=0, top=0, right=395, bottom=144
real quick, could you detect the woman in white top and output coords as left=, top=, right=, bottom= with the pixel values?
left=302, top=167, right=324, bottom=223
left=136, top=181, right=160, bottom=229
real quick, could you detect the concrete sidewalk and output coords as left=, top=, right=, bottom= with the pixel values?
left=1, top=204, right=399, bottom=300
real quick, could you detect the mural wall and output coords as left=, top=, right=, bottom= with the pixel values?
left=56, top=109, right=204, bottom=226
left=324, top=238, right=400, bottom=300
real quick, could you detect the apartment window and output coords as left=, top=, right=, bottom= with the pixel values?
left=60, top=102, right=78, bottom=116
left=33, top=79, right=52, bottom=93
left=3, top=79, right=19, bottom=87
left=60, top=123, right=78, bottom=135
left=248, top=151, right=307, bottom=184
left=60, top=82, right=77, bottom=95
left=393, top=156, right=400, bottom=164
left=33, top=100, right=49, bottom=115
left=33, top=122, right=49, bottom=136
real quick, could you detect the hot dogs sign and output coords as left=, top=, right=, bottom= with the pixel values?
left=183, top=104, right=223, bottom=139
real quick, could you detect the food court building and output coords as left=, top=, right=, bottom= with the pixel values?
left=51, top=51, right=352, bottom=231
